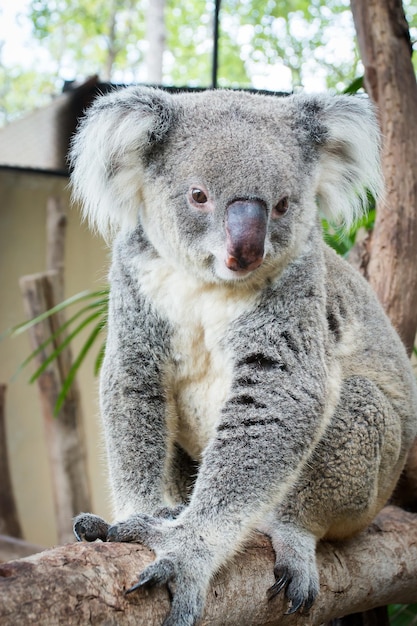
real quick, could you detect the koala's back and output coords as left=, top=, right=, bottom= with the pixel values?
left=323, top=245, right=417, bottom=445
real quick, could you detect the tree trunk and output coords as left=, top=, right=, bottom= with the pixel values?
left=350, top=0, right=417, bottom=355
left=348, top=2, right=417, bottom=623
left=350, top=0, right=417, bottom=503
left=0, top=507, right=416, bottom=625
left=145, top=0, right=166, bottom=84
left=0, top=385, right=22, bottom=539
left=103, top=3, right=118, bottom=82
left=19, top=272, right=91, bottom=544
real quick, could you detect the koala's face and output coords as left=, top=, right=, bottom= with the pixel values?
left=139, top=92, right=320, bottom=285
left=71, top=87, right=382, bottom=285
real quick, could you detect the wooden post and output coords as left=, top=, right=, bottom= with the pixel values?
left=46, top=196, right=67, bottom=301
left=19, top=272, right=92, bottom=544
left=0, top=385, right=23, bottom=539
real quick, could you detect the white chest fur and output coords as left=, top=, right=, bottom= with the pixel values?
left=138, top=258, right=259, bottom=459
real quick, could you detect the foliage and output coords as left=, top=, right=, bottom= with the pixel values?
left=322, top=211, right=374, bottom=258
left=28, top=0, right=145, bottom=81
left=1, top=0, right=416, bottom=124
left=389, top=604, right=417, bottom=626
left=0, top=59, right=57, bottom=127
left=0, top=0, right=404, bottom=124
left=218, top=0, right=360, bottom=91
left=6, top=289, right=108, bottom=414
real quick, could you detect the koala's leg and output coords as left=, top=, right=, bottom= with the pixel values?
left=74, top=242, right=187, bottom=542
left=263, top=375, right=404, bottom=612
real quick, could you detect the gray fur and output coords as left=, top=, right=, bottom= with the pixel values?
left=71, top=87, right=417, bottom=626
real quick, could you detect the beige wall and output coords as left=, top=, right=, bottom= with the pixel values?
left=0, top=168, right=112, bottom=546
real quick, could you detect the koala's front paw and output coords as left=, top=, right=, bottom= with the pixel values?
left=110, top=514, right=209, bottom=626
left=106, top=513, right=160, bottom=543
left=73, top=512, right=110, bottom=542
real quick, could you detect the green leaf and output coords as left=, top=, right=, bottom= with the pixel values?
left=94, top=340, right=106, bottom=376
left=29, top=309, right=104, bottom=383
left=343, top=75, right=363, bottom=94
left=4, top=287, right=109, bottom=413
left=14, top=297, right=108, bottom=375
left=54, top=319, right=106, bottom=415
left=389, top=604, right=417, bottom=626
left=5, top=289, right=108, bottom=339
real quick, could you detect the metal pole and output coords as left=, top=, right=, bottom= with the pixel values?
left=212, top=0, right=221, bottom=88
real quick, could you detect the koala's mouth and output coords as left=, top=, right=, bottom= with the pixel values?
left=212, top=255, right=264, bottom=282
left=225, top=254, right=264, bottom=274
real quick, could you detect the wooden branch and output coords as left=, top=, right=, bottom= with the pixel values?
left=0, top=507, right=416, bottom=625
left=19, top=272, right=92, bottom=544
left=0, top=385, right=22, bottom=539
left=0, top=535, right=44, bottom=563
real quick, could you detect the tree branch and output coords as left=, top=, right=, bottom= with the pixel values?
left=0, top=535, right=44, bottom=563
left=0, top=506, right=416, bottom=625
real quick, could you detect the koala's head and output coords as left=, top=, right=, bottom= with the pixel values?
left=70, top=87, right=382, bottom=285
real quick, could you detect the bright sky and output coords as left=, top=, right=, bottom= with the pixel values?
left=0, top=0, right=35, bottom=67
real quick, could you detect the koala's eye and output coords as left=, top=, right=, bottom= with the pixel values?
left=191, top=188, right=208, bottom=204
left=272, top=196, right=289, bottom=219
left=188, top=185, right=213, bottom=213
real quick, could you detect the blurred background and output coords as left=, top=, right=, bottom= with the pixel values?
left=0, top=0, right=416, bottom=554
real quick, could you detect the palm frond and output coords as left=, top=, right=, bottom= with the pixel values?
left=54, top=318, right=107, bottom=415
left=29, top=309, right=105, bottom=384
left=5, top=288, right=109, bottom=415
left=4, top=289, right=108, bottom=339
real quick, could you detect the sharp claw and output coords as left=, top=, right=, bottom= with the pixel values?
left=73, top=528, right=83, bottom=542
left=284, top=596, right=304, bottom=615
left=125, top=582, right=142, bottom=595
left=267, top=574, right=288, bottom=600
left=73, top=523, right=88, bottom=542
left=125, top=574, right=157, bottom=595
left=302, top=591, right=316, bottom=613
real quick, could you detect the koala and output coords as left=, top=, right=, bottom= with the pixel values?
left=70, top=86, right=417, bottom=626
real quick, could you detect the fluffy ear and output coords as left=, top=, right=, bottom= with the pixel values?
left=69, top=86, right=174, bottom=239
left=294, top=94, right=383, bottom=229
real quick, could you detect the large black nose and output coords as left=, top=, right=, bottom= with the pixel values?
left=225, top=199, right=267, bottom=272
